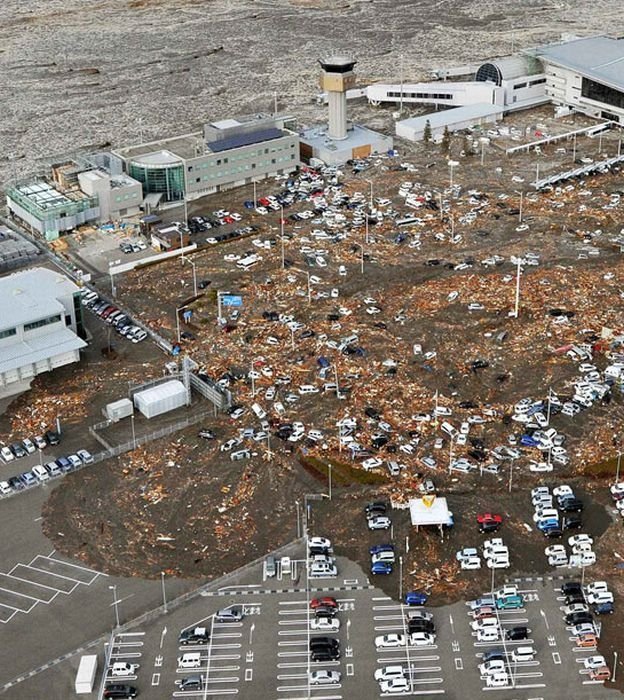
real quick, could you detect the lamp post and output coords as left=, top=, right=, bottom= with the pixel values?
left=109, top=585, right=120, bottom=629
left=295, top=500, right=301, bottom=538
left=364, top=178, right=374, bottom=208
left=328, top=464, right=332, bottom=500
left=109, top=260, right=120, bottom=298
left=352, top=242, right=365, bottom=274
left=616, top=451, right=622, bottom=483
left=291, top=268, right=312, bottom=304
left=448, top=159, right=459, bottom=190
left=399, top=555, right=403, bottom=601
left=182, top=257, right=198, bottom=296
left=280, top=205, right=286, bottom=270
left=161, top=571, right=167, bottom=613
left=515, top=189, right=524, bottom=223
left=175, top=305, right=186, bottom=343
left=250, top=359, right=256, bottom=398
left=512, top=258, right=522, bottom=318
left=130, top=414, right=136, bottom=450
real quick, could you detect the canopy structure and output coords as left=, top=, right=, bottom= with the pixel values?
left=409, top=496, right=452, bottom=534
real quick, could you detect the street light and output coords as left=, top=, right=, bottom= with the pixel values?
left=327, top=464, right=332, bottom=500
left=399, top=555, right=403, bottom=601
left=364, top=178, right=374, bottom=208
left=511, top=257, right=522, bottom=318
left=109, top=259, right=120, bottom=298
left=514, top=189, right=524, bottom=223
left=175, top=304, right=187, bottom=344
left=291, top=268, right=312, bottom=304
left=109, top=585, right=120, bottom=629
left=351, top=242, right=365, bottom=274
left=448, top=160, right=459, bottom=190
left=280, top=205, right=286, bottom=269
left=181, top=257, right=198, bottom=296
left=295, top=500, right=301, bottom=538
left=161, top=571, right=168, bottom=613
left=616, top=451, right=622, bottom=483
left=130, top=414, right=136, bottom=450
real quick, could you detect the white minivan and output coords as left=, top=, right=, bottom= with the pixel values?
left=177, top=653, right=201, bottom=669
left=31, top=465, right=49, bottom=482
left=251, top=403, right=266, bottom=420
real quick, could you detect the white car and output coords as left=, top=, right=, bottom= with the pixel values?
left=0, top=481, right=12, bottom=495
left=479, top=659, right=506, bottom=676
left=486, top=673, right=509, bottom=688
left=569, top=552, right=596, bottom=567
left=380, top=678, right=410, bottom=694
left=368, top=516, right=392, bottom=530
left=486, top=558, right=510, bottom=569
left=564, top=603, right=589, bottom=616
left=461, top=556, right=481, bottom=570
left=456, top=547, right=479, bottom=562
left=471, top=617, right=498, bottom=631
left=610, top=482, right=624, bottom=498
left=569, top=534, right=593, bottom=548
left=0, top=446, right=14, bottom=463
left=545, top=545, right=566, bottom=557
left=309, top=537, right=331, bottom=550
left=22, top=438, right=36, bottom=454
left=409, top=632, right=435, bottom=646
left=362, top=457, right=383, bottom=471
left=533, top=508, right=559, bottom=523
left=529, top=461, right=553, bottom=472
left=309, top=670, right=341, bottom=685
left=310, top=617, right=340, bottom=631
left=374, top=666, right=406, bottom=682
left=553, top=485, right=574, bottom=498
left=476, top=627, right=500, bottom=642
left=496, top=585, right=518, bottom=599
left=585, top=581, right=609, bottom=596
left=375, top=634, right=406, bottom=649
left=76, top=449, right=93, bottom=464
left=583, top=655, right=607, bottom=670
left=531, top=486, right=550, bottom=499
left=586, top=591, right=614, bottom=605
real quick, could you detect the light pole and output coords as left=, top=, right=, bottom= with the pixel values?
left=109, top=260, right=120, bottom=298
left=365, top=215, right=369, bottom=245
left=130, top=414, right=136, bottom=450
left=352, top=242, right=365, bottom=274
left=448, top=434, right=454, bottom=475
left=508, top=458, right=514, bottom=493
left=515, top=190, right=524, bottom=223
left=280, top=205, right=286, bottom=270
left=250, top=359, right=256, bottom=398
left=295, top=500, right=301, bottom=538
left=512, top=258, right=522, bottom=318
left=364, top=178, right=374, bottom=208
left=109, top=585, right=120, bottom=629
left=399, top=555, right=403, bottom=601
left=616, top=451, right=622, bottom=483
left=328, top=464, right=332, bottom=500
left=253, top=181, right=257, bottom=208
left=175, top=305, right=186, bottom=343
left=182, top=257, right=198, bottom=296
left=161, top=571, right=167, bottom=613
left=291, top=268, right=312, bottom=304
left=613, top=651, right=618, bottom=682
left=448, top=160, right=459, bottom=190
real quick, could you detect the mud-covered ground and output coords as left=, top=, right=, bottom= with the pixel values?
left=2, top=0, right=623, bottom=182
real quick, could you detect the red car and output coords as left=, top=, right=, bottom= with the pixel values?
left=310, top=596, right=337, bottom=610
left=477, top=513, right=503, bottom=526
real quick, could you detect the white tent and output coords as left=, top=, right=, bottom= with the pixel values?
left=409, top=496, right=452, bottom=533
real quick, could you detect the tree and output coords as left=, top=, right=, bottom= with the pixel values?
left=462, top=135, right=473, bottom=156
left=441, top=125, right=451, bottom=153
left=423, top=119, right=432, bottom=143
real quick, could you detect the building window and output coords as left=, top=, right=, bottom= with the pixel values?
left=24, top=314, right=61, bottom=332
left=514, top=82, right=527, bottom=90
left=271, top=158, right=276, bottom=164
left=196, top=177, right=201, bottom=183
left=582, top=77, right=624, bottom=110
left=224, top=158, right=228, bottom=163
left=217, top=159, right=221, bottom=165
left=0, top=327, right=16, bottom=340
left=187, top=166, right=193, bottom=172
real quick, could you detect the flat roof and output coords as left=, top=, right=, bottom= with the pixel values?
left=208, top=127, right=285, bottom=153
left=530, top=36, right=624, bottom=91
left=0, top=267, right=82, bottom=329
left=397, top=103, right=503, bottom=132
left=409, top=496, right=451, bottom=526
left=0, top=327, right=86, bottom=375
left=300, top=123, right=392, bottom=150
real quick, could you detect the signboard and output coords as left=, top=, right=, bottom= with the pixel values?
left=222, top=294, right=243, bottom=307
left=422, top=495, right=436, bottom=508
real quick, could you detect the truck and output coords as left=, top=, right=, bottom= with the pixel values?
left=75, top=654, right=97, bottom=694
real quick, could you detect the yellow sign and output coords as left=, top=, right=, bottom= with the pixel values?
left=422, top=495, right=436, bottom=508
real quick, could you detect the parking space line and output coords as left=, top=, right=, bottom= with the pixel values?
left=151, top=673, right=160, bottom=686
left=9, top=564, right=80, bottom=594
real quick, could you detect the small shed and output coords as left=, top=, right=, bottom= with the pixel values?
left=396, top=103, right=504, bottom=142
left=409, top=496, right=452, bottom=536
left=105, top=398, right=134, bottom=422
left=134, top=379, right=188, bottom=418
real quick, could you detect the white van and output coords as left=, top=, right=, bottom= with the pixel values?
left=251, top=403, right=266, bottom=419
left=31, top=465, right=49, bottom=482
left=177, top=653, right=201, bottom=669
left=45, top=461, right=62, bottom=477
left=230, top=449, right=251, bottom=462
left=511, top=646, right=535, bottom=663
left=273, top=401, right=285, bottom=416
left=110, top=662, right=139, bottom=677
left=372, top=551, right=396, bottom=564
left=280, top=556, right=292, bottom=575
left=236, top=254, right=261, bottom=271
left=440, top=421, right=457, bottom=438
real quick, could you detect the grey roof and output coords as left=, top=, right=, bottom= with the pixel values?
left=207, top=128, right=284, bottom=153
left=0, top=267, right=81, bottom=330
left=531, top=37, right=624, bottom=90
left=484, top=55, right=541, bottom=81
left=0, top=327, right=86, bottom=374
left=397, top=103, right=504, bottom=132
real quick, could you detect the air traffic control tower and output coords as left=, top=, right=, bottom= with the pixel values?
left=319, top=56, right=357, bottom=140
left=300, top=55, right=393, bottom=165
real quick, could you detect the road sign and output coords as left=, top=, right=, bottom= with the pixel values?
left=222, top=294, right=243, bottom=307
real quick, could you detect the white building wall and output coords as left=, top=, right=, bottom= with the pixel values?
left=366, top=81, right=502, bottom=108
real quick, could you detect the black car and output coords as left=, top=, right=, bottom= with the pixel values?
left=505, top=626, right=529, bottom=641
left=310, top=647, right=340, bottom=662
left=103, top=685, right=138, bottom=699
left=562, top=515, right=583, bottom=530
left=309, top=636, right=340, bottom=650
left=198, top=280, right=211, bottom=289
left=180, top=676, right=203, bottom=691
left=371, top=436, right=389, bottom=449
left=365, top=406, right=381, bottom=420
left=543, top=528, right=563, bottom=539
left=559, top=498, right=583, bottom=513
left=408, top=619, right=435, bottom=634
left=308, top=545, right=331, bottom=557
left=561, top=581, right=583, bottom=596
left=479, top=521, right=501, bottom=534
left=566, top=612, right=593, bottom=626
left=178, top=627, right=209, bottom=645
left=566, top=592, right=586, bottom=606
left=482, top=649, right=506, bottom=663
left=198, top=429, right=215, bottom=440
left=45, top=430, right=61, bottom=446
left=365, top=501, right=387, bottom=516
left=7, top=476, right=25, bottom=491
left=10, top=442, right=26, bottom=458
left=314, top=605, right=338, bottom=618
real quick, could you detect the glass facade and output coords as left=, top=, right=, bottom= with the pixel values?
left=582, top=77, right=624, bottom=111
left=128, top=162, right=184, bottom=202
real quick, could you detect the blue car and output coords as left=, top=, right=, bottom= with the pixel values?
left=405, top=591, right=428, bottom=606
left=594, top=602, right=614, bottom=615
left=371, top=561, right=393, bottom=575
left=520, top=434, right=539, bottom=447
left=243, top=200, right=255, bottom=209
left=369, top=544, right=395, bottom=556
left=537, top=518, right=559, bottom=532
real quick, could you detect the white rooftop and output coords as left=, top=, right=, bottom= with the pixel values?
left=409, top=496, right=451, bottom=527
left=0, top=268, right=82, bottom=330
left=531, top=36, right=624, bottom=91
left=0, top=327, right=86, bottom=374
left=134, top=379, right=187, bottom=404
left=397, top=103, right=503, bottom=132
left=211, top=118, right=241, bottom=129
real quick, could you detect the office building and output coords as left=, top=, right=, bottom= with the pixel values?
left=0, top=267, right=87, bottom=399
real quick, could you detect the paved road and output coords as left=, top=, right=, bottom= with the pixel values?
left=0, top=485, right=201, bottom=696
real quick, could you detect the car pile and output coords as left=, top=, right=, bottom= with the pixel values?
left=560, top=579, right=614, bottom=657
left=365, top=500, right=392, bottom=531
left=308, top=536, right=337, bottom=578
left=531, top=485, right=585, bottom=544
left=81, top=290, right=147, bottom=343
left=370, top=542, right=395, bottom=575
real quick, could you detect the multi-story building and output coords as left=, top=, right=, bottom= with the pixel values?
left=0, top=268, right=87, bottom=399
left=112, top=113, right=300, bottom=204
left=528, top=36, right=624, bottom=123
